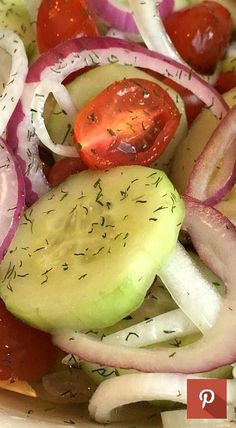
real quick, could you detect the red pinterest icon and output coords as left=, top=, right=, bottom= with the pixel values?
left=187, top=379, right=227, bottom=419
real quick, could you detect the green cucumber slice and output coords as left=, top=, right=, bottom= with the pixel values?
left=0, top=166, right=184, bottom=333
left=0, top=0, right=37, bottom=61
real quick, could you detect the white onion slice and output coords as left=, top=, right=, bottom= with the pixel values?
left=128, top=0, right=181, bottom=61
left=159, top=242, right=221, bottom=333
left=186, top=106, right=236, bottom=205
left=53, top=199, right=236, bottom=374
left=103, top=308, right=197, bottom=348
left=0, top=29, right=28, bottom=138
left=31, top=79, right=78, bottom=157
left=89, top=373, right=188, bottom=423
left=0, top=138, right=25, bottom=261
left=89, top=375, right=236, bottom=424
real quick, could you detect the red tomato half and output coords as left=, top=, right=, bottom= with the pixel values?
left=215, top=71, right=236, bottom=94
left=37, top=0, right=99, bottom=53
left=0, top=301, right=57, bottom=381
left=164, top=1, right=233, bottom=75
left=73, top=78, right=180, bottom=169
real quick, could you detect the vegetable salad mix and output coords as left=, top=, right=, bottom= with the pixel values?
left=0, top=0, right=235, bottom=426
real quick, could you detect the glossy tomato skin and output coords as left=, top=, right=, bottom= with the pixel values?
left=144, top=69, right=204, bottom=125
left=0, top=300, right=57, bottom=381
left=74, top=78, right=180, bottom=169
left=215, top=71, right=236, bottom=94
left=48, top=156, right=87, bottom=187
left=164, top=1, right=233, bottom=75
left=37, top=0, right=99, bottom=53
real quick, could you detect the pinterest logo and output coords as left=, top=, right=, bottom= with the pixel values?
left=199, top=389, right=215, bottom=408
left=187, top=379, right=227, bottom=419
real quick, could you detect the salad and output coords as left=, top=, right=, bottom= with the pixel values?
left=0, top=0, right=235, bottom=426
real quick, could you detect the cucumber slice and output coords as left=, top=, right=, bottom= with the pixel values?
left=0, top=0, right=37, bottom=61
left=0, top=166, right=184, bottom=332
left=47, top=64, right=187, bottom=169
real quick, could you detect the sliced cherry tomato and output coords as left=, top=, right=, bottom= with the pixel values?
left=215, top=71, right=236, bottom=94
left=48, top=156, right=87, bottom=187
left=164, top=1, right=233, bottom=75
left=0, top=300, right=57, bottom=381
left=37, top=0, right=99, bottom=53
left=142, top=69, right=204, bottom=125
left=73, top=78, right=180, bottom=169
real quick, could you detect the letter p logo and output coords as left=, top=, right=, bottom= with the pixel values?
left=199, top=389, right=215, bottom=408
left=187, top=379, right=227, bottom=419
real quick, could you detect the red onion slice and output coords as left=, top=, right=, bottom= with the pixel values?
left=0, top=138, right=25, bottom=262
left=186, top=106, right=236, bottom=206
left=88, top=0, right=173, bottom=34
left=0, top=29, right=28, bottom=138
left=8, top=37, right=228, bottom=205
left=216, top=185, right=236, bottom=226
left=53, top=199, right=236, bottom=373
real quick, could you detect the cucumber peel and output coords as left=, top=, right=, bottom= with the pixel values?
left=0, top=166, right=184, bottom=332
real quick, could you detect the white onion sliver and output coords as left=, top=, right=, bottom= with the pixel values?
left=31, top=79, right=78, bottom=157
left=0, top=138, right=25, bottom=261
left=128, top=0, right=181, bottom=61
left=0, top=29, right=28, bottom=138
left=159, top=242, right=221, bottom=332
left=89, top=373, right=188, bottom=424
left=103, top=308, right=197, bottom=348
left=186, top=106, right=236, bottom=205
left=89, top=375, right=236, bottom=424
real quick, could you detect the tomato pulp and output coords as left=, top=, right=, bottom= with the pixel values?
left=74, top=78, right=180, bottom=169
left=37, top=0, right=99, bottom=53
